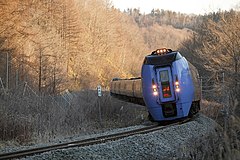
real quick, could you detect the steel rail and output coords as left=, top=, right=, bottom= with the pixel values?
left=0, top=119, right=190, bottom=160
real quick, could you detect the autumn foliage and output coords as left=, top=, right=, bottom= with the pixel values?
left=0, top=0, right=191, bottom=93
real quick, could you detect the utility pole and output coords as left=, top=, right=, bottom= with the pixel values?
left=6, top=52, right=9, bottom=90
left=38, top=46, right=43, bottom=93
left=15, top=69, right=19, bottom=87
left=222, top=72, right=228, bottom=132
left=200, top=76, right=202, bottom=100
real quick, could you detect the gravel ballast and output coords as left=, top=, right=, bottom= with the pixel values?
left=20, top=114, right=223, bottom=160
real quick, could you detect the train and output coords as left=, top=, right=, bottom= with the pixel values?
left=110, top=48, right=201, bottom=122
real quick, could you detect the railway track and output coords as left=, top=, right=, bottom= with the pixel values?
left=0, top=118, right=190, bottom=160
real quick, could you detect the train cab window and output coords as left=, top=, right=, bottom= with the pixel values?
left=160, top=70, right=172, bottom=98
left=160, top=70, right=169, bottom=82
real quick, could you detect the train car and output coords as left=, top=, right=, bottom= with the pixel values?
left=110, top=48, right=201, bottom=122
left=110, top=78, right=145, bottom=105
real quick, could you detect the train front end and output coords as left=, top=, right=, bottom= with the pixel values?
left=141, top=48, right=195, bottom=121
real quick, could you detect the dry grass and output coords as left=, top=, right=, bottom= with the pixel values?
left=201, top=99, right=240, bottom=160
left=0, top=89, right=147, bottom=146
left=201, top=99, right=223, bottom=121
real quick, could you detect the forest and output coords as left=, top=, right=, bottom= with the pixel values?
left=0, top=0, right=239, bottom=158
left=0, top=0, right=192, bottom=92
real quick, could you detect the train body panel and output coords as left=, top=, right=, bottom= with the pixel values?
left=188, top=62, right=201, bottom=102
left=110, top=48, right=201, bottom=122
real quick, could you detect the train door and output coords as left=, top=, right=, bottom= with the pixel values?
left=156, top=67, right=175, bottom=103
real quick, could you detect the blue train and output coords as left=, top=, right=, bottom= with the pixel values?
left=110, top=48, right=201, bottom=122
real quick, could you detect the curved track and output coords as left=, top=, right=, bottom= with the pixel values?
left=0, top=118, right=190, bottom=160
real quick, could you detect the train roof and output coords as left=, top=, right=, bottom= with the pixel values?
left=143, top=49, right=183, bottom=66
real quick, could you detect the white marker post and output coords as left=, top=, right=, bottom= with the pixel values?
left=97, top=85, right=102, bottom=97
left=97, top=85, right=102, bottom=126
